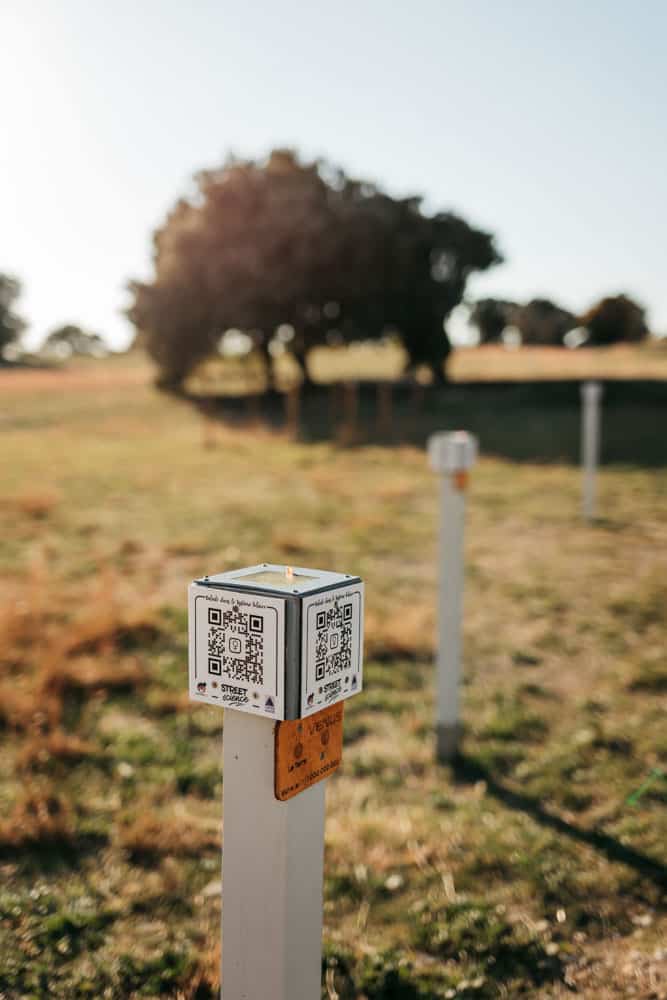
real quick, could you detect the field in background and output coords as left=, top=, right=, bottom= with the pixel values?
left=4, top=340, right=667, bottom=395
left=0, top=355, right=665, bottom=998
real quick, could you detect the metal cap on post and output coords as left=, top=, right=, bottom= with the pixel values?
left=428, top=428, right=478, bottom=475
left=428, top=431, right=478, bottom=762
left=187, top=564, right=365, bottom=1000
left=580, top=380, right=602, bottom=403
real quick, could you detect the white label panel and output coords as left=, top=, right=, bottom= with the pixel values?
left=300, top=583, right=364, bottom=718
left=188, top=584, right=285, bottom=719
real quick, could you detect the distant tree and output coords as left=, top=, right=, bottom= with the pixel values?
left=514, top=298, right=576, bottom=346
left=129, top=150, right=501, bottom=389
left=579, top=294, right=648, bottom=346
left=43, top=324, right=107, bottom=358
left=469, top=298, right=517, bottom=344
left=0, top=274, right=27, bottom=361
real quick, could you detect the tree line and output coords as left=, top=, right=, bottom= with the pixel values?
left=128, top=149, right=500, bottom=389
left=1, top=149, right=654, bottom=377
left=0, top=276, right=105, bottom=364
left=469, top=295, right=648, bottom=348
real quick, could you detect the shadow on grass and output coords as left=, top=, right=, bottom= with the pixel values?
left=451, top=754, right=667, bottom=893
left=185, top=378, right=667, bottom=466
left=0, top=833, right=108, bottom=872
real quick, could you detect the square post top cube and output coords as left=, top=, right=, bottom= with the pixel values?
left=428, top=430, right=478, bottom=474
left=188, top=564, right=364, bottom=721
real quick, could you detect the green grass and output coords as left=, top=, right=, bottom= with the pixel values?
left=0, top=360, right=665, bottom=998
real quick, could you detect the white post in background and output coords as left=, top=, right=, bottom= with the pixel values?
left=428, top=431, right=478, bottom=762
left=222, top=711, right=325, bottom=1000
left=580, top=381, right=603, bottom=521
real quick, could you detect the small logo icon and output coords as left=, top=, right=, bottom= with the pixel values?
left=197, top=682, right=207, bottom=693
left=265, top=696, right=275, bottom=713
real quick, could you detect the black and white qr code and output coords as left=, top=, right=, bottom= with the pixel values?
left=207, top=607, right=264, bottom=685
left=315, top=602, right=353, bottom=681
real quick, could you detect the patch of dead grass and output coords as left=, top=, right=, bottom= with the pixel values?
left=365, top=603, right=434, bottom=660
left=1, top=490, right=62, bottom=519
left=40, top=655, right=145, bottom=697
left=16, top=730, right=97, bottom=772
left=0, top=787, right=76, bottom=849
left=116, top=811, right=220, bottom=862
left=0, top=680, right=61, bottom=732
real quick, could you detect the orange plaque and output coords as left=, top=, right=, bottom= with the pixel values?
left=274, top=704, right=344, bottom=801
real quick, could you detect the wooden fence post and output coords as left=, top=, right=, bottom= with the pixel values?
left=285, top=384, right=301, bottom=439
left=338, top=381, right=359, bottom=446
left=376, top=381, right=393, bottom=438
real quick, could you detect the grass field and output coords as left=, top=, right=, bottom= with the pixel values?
left=0, top=347, right=665, bottom=998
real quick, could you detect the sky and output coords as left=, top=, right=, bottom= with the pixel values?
left=2, top=0, right=666, bottom=349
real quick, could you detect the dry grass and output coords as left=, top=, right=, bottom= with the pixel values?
left=116, top=810, right=221, bottom=861
left=1, top=491, right=62, bottom=519
left=365, top=603, right=435, bottom=660
left=0, top=788, right=76, bottom=849
left=16, top=731, right=97, bottom=773
left=0, top=353, right=664, bottom=998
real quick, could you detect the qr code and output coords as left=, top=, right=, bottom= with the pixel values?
left=315, top=602, right=353, bottom=681
left=207, top=607, right=264, bottom=685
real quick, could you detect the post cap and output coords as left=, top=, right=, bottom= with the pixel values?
left=580, top=381, right=603, bottom=401
left=188, top=565, right=364, bottom=721
left=428, top=430, right=478, bottom=474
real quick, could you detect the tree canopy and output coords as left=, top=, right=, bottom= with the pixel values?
left=129, top=150, right=501, bottom=388
left=43, top=324, right=107, bottom=359
left=468, top=298, right=517, bottom=344
left=0, top=274, right=27, bottom=360
left=513, top=298, right=576, bottom=346
left=580, top=294, right=648, bottom=346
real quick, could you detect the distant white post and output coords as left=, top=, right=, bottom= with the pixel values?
left=188, top=564, right=365, bottom=1000
left=428, top=431, right=478, bottom=762
left=580, top=381, right=603, bottom=521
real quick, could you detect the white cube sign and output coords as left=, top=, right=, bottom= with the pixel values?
left=300, top=584, right=363, bottom=718
left=188, top=565, right=364, bottom=720
left=189, top=584, right=286, bottom=718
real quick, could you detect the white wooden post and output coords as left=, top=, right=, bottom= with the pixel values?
left=188, top=564, right=365, bottom=1000
left=580, top=381, right=603, bottom=521
left=428, top=432, right=478, bottom=762
left=222, top=711, right=325, bottom=1000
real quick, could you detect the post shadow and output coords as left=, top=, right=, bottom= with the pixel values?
left=451, top=753, right=667, bottom=892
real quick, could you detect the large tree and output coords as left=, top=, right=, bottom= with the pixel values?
left=43, top=324, right=107, bottom=358
left=468, top=298, right=518, bottom=344
left=129, top=150, right=500, bottom=388
left=514, top=298, right=576, bottom=346
left=580, top=294, right=648, bottom=346
left=0, top=274, right=27, bottom=361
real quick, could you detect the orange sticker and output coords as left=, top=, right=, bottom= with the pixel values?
left=453, top=470, right=469, bottom=491
left=274, top=704, right=344, bottom=801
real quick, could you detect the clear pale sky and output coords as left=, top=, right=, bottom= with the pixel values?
left=2, top=0, right=666, bottom=348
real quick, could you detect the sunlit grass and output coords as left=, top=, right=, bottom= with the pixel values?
left=0, top=357, right=665, bottom=997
